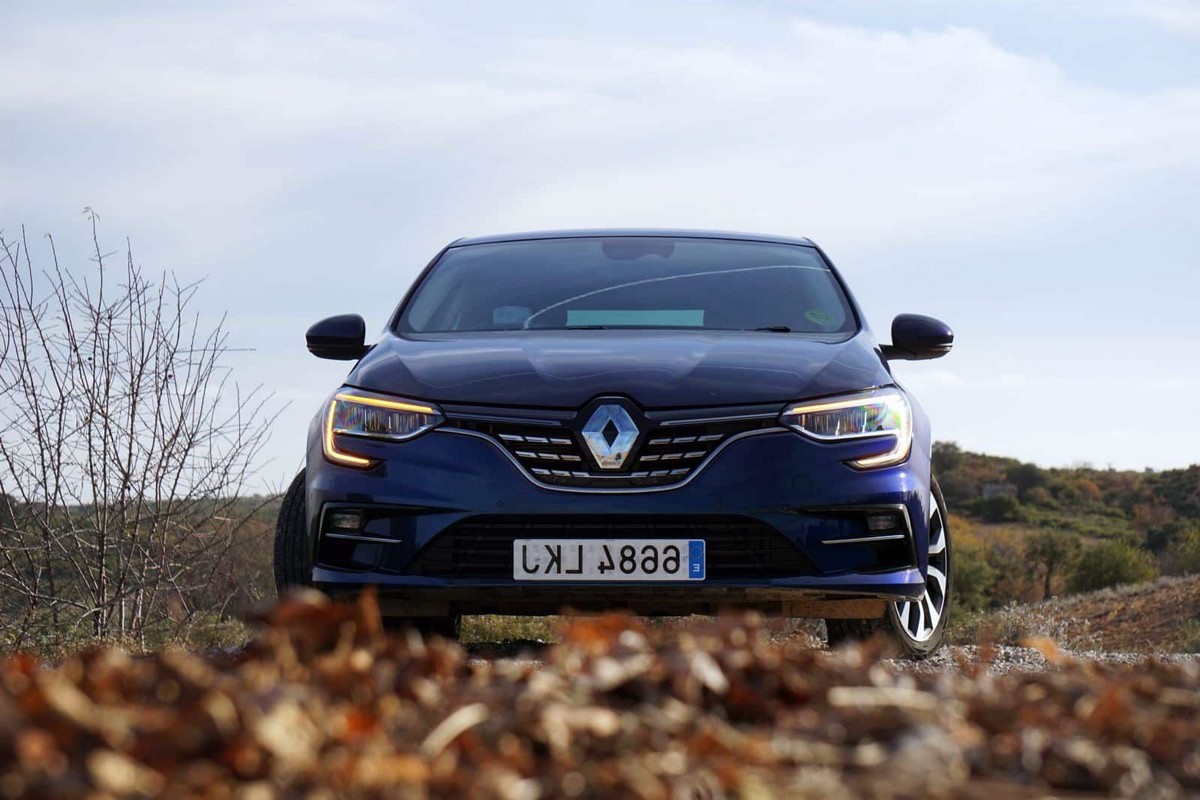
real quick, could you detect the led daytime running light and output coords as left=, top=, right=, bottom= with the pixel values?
left=322, top=390, right=443, bottom=468
left=781, top=388, right=912, bottom=469
left=333, top=393, right=435, bottom=414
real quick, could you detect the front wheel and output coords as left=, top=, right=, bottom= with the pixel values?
left=826, top=478, right=953, bottom=658
left=273, top=469, right=312, bottom=593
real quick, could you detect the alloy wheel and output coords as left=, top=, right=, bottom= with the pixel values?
left=893, top=489, right=949, bottom=643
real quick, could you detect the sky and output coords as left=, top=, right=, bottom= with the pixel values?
left=2, top=0, right=1198, bottom=488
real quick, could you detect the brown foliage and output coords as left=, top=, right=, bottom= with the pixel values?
left=1, top=591, right=1197, bottom=797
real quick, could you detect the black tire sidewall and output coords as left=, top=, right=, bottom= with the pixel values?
left=273, top=469, right=312, bottom=593
left=885, top=476, right=953, bottom=656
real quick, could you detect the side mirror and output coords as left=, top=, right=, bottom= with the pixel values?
left=306, top=314, right=369, bottom=360
left=881, top=314, right=953, bottom=361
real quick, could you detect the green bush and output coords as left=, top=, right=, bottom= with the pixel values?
left=951, top=537, right=997, bottom=613
left=1026, top=529, right=1082, bottom=600
left=1068, top=541, right=1158, bottom=594
left=931, top=441, right=964, bottom=473
left=972, top=494, right=1021, bottom=523
left=1006, top=462, right=1046, bottom=498
left=936, top=471, right=976, bottom=507
left=1164, top=524, right=1200, bottom=576
left=1023, top=486, right=1057, bottom=509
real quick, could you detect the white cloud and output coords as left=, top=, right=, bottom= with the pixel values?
left=483, top=20, right=1200, bottom=254
left=1129, top=0, right=1200, bottom=39
left=5, top=9, right=1198, bottom=247
left=2, top=2, right=1197, bottom=475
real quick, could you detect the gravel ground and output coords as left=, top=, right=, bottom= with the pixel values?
left=889, top=644, right=1200, bottom=675
left=470, top=640, right=1200, bottom=677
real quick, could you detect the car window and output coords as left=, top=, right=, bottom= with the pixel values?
left=400, top=237, right=857, bottom=335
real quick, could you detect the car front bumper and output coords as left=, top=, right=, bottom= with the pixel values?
left=304, top=422, right=932, bottom=617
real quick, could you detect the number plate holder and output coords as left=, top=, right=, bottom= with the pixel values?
left=512, top=539, right=706, bottom=581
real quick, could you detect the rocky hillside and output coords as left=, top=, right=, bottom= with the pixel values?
left=951, top=574, right=1200, bottom=654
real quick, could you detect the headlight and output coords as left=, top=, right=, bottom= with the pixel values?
left=780, top=387, right=912, bottom=469
left=323, top=389, right=444, bottom=467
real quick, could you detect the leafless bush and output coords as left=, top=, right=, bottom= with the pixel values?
left=0, top=212, right=277, bottom=650
left=947, top=602, right=1099, bottom=650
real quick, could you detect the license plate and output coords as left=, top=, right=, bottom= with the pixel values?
left=513, top=539, right=706, bottom=581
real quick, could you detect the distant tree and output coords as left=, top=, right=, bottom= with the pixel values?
left=1023, top=486, right=1056, bottom=509
left=1150, top=466, right=1200, bottom=519
left=1068, top=541, right=1158, bottom=594
left=982, top=527, right=1039, bottom=606
left=931, top=441, right=964, bottom=473
left=1025, top=529, right=1082, bottom=600
left=973, top=494, right=1021, bottom=523
left=1071, top=477, right=1103, bottom=506
left=952, top=540, right=996, bottom=612
left=1163, top=522, right=1200, bottom=576
left=932, top=442, right=981, bottom=507
left=0, top=215, right=277, bottom=648
left=936, top=471, right=975, bottom=507
left=1005, top=462, right=1046, bottom=499
left=1132, top=504, right=1175, bottom=534
left=1136, top=505, right=1184, bottom=553
left=1094, top=469, right=1150, bottom=514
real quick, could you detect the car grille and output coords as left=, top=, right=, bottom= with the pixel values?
left=407, top=515, right=815, bottom=579
left=447, top=415, right=778, bottom=489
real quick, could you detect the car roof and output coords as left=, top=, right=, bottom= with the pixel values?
left=450, top=228, right=816, bottom=247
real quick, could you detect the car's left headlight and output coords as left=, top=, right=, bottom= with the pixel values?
left=323, top=388, right=444, bottom=467
left=780, top=387, right=912, bottom=469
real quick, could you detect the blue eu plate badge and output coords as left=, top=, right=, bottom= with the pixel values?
left=688, top=540, right=705, bottom=580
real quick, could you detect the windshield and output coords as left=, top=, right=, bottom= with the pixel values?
left=398, top=237, right=857, bottom=335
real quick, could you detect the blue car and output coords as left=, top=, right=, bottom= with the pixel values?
left=275, top=229, right=955, bottom=655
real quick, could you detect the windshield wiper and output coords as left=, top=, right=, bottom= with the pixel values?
left=751, top=325, right=793, bottom=333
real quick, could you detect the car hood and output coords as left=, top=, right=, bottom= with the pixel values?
left=346, top=330, right=891, bottom=409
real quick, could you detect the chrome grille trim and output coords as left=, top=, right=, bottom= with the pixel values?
left=659, top=412, right=779, bottom=427
left=821, top=533, right=907, bottom=545
left=324, top=532, right=402, bottom=544
left=438, top=426, right=787, bottom=494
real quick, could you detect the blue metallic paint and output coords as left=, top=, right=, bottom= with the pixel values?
left=346, top=330, right=891, bottom=410
left=304, top=386, right=933, bottom=602
left=449, top=228, right=817, bottom=247
left=301, top=230, right=936, bottom=612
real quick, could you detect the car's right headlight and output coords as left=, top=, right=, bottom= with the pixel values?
left=780, top=387, right=912, bottom=469
left=323, top=388, right=444, bottom=467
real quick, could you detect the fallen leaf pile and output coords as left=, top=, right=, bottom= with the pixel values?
left=1, top=591, right=1198, bottom=799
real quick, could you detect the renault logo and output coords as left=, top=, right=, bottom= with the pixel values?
left=582, top=404, right=639, bottom=469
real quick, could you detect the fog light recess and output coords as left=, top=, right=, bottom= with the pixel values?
left=866, top=512, right=899, bottom=533
left=328, top=510, right=364, bottom=532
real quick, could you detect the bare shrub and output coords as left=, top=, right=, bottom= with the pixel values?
left=948, top=602, right=1098, bottom=650
left=1025, top=528, right=1082, bottom=600
left=0, top=213, right=277, bottom=651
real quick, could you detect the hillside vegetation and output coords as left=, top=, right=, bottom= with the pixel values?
left=934, top=441, right=1200, bottom=620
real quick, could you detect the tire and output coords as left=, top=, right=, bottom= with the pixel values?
left=826, top=477, right=953, bottom=659
left=273, top=469, right=312, bottom=593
